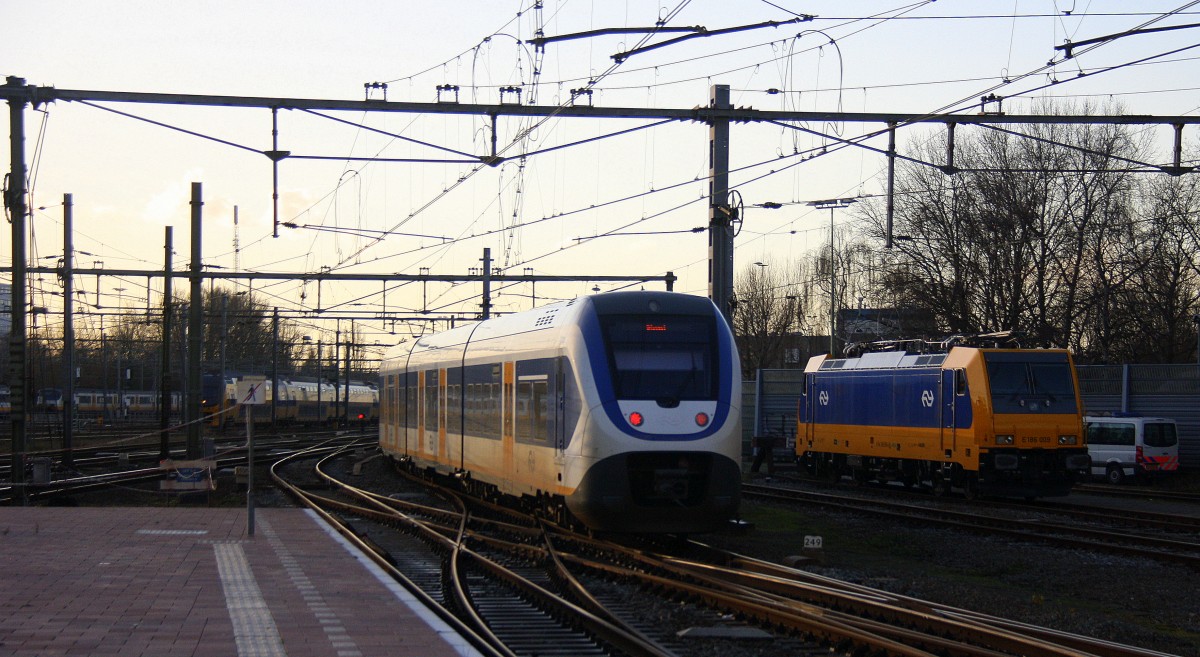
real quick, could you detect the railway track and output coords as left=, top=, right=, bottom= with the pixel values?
left=743, top=482, right=1200, bottom=568
left=777, top=472, right=1200, bottom=533
left=275, top=447, right=1180, bottom=657
left=0, top=430, right=359, bottom=504
left=272, top=445, right=665, bottom=657
left=1074, top=483, right=1200, bottom=503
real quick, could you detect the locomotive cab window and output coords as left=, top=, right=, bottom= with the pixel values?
left=984, top=352, right=1078, bottom=414
left=599, top=315, right=718, bottom=401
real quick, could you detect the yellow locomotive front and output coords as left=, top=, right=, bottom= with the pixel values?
left=969, top=349, right=1089, bottom=497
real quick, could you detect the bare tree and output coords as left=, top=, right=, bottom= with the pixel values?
left=856, top=103, right=1157, bottom=357
left=732, top=258, right=813, bottom=377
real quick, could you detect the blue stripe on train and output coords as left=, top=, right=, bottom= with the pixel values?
left=801, top=367, right=973, bottom=430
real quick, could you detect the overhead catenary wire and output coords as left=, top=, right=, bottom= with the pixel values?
left=13, top=2, right=1200, bottom=355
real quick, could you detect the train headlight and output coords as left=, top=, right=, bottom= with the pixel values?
left=695, top=412, right=709, bottom=427
left=1058, top=435, right=1078, bottom=445
left=995, top=434, right=1014, bottom=445
left=629, top=412, right=644, bottom=427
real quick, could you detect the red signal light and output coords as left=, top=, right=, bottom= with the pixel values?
left=695, top=412, right=709, bottom=427
left=357, top=413, right=365, bottom=420
left=629, top=412, right=644, bottom=427
left=645, top=323, right=667, bottom=332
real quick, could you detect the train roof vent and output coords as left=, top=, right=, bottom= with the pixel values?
left=821, top=359, right=846, bottom=370
left=858, top=351, right=907, bottom=369
left=534, top=308, right=560, bottom=327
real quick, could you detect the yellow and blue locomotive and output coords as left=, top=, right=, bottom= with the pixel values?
left=796, top=335, right=1090, bottom=498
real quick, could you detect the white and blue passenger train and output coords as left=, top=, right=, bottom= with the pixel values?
left=378, top=290, right=742, bottom=534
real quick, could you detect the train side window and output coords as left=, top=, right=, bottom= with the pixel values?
left=398, top=378, right=405, bottom=426
left=516, top=380, right=533, bottom=441
left=533, top=380, right=548, bottom=441
left=407, top=380, right=419, bottom=430
left=955, top=369, right=967, bottom=396
left=424, top=372, right=439, bottom=432
left=447, top=383, right=462, bottom=435
left=490, top=382, right=501, bottom=439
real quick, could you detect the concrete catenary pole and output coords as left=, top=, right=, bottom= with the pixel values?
left=707, top=84, right=734, bottom=325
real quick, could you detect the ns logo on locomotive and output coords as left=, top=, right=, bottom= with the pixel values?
left=378, top=291, right=743, bottom=534
left=797, top=334, right=1092, bottom=499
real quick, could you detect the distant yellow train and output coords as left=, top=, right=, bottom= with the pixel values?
left=796, top=336, right=1090, bottom=498
left=33, top=387, right=182, bottom=424
left=201, top=375, right=378, bottom=427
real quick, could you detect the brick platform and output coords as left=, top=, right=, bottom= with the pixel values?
left=0, top=507, right=480, bottom=657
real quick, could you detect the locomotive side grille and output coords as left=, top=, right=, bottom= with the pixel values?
left=626, top=452, right=711, bottom=507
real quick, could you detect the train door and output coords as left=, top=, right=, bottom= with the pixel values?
left=800, top=373, right=815, bottom=447
left=424, top=369, right=440, bottom=458
left=502, top=361, right=515, bottom=488
left=416, top=371, right=425, bottom=454
left=438, top=368, right=447, bottom=460
left=554, top=357, right=566, bottom=461
left=940, top=370, right=957, bottom=457
left=404, top=371, right=417, bottom=455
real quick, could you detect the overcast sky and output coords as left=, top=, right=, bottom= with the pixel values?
left=4, top=1, right=1199, bottom=346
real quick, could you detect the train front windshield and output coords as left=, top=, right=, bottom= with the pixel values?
left=600, top=315, right=718, bottom=401
left=984, top=352, right=1078, bottom=414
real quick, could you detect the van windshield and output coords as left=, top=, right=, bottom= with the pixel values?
left=1144, top=422, right=1178, bottom=448
left=1087, top=422, right=1134, bottom=446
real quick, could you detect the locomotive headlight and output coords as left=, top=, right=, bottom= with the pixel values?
left=995, top=434, right=1014, bottom=445
left=1058, top=435, right=1078, bottom=445
left=629, top=412, right=645, bottom=427
left=695, top=412, right=709, bottom=427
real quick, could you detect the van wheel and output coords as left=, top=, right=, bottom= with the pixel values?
left=1105, top=465, right=1126, bottom=485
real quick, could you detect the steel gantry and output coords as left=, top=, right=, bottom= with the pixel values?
left=5, top=75, right=1200, bottom=467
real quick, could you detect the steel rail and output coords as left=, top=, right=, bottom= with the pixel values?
left=314, top=455, right=677, bottom=657
left=743, top=484, right=1200, bottom=568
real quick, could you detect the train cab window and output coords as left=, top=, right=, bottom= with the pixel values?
left=984, top=352, right=1078, bottom=414
left=955, top=369, right=968, bottom=396
left=599, top=315, right=717, bottom=401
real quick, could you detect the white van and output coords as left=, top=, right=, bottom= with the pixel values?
left=1084, top=415, right=1180, bottom=484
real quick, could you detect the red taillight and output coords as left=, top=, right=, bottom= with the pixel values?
left=695, top=412, right=709, bottom=427
left=629, top=412, right=644, bottom=427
